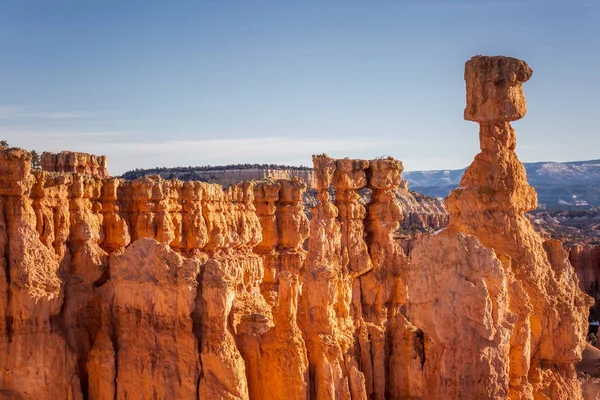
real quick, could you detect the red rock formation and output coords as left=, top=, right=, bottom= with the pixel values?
left=299, top=154, right=366, bottom=399
left=420, top=55, right=591, bottom=399
left=249, top=178, right=309, bottom=400
left=360, top=157, right=411, bottom=400
left=396, top=189, right=448, bottom=233
left=89, top=239, right=202, bottom=399
left=0, top=152, right=275, bottom=398
left=41, top=151, right=110, bottom=178
left=570, top=245, right=600, bottom=320
left=409, top=232, right=513, bottom=399
left=0, top=55, right=591, bottom=400
left=571, top=246, right=600, bottom=296
left=0, top=149, right=82, bottom=399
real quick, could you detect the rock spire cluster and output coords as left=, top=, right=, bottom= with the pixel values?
left=0, top=55, right=591, bottom=400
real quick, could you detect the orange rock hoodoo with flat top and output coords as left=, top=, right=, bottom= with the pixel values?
left=0, top=56, right=590, bottom=400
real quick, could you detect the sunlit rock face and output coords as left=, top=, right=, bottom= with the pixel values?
left=0, top=55, right=590, bottom=400
left=442, top=55, right=592, bottom=399
left=41, top=151, right=110, bottom=178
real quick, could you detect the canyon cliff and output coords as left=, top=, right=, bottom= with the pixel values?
left=0, top=55, right=591, bottom=400
left=122, top=166, right=316, bottom=189
left=41, top=151, right=110, bottom=178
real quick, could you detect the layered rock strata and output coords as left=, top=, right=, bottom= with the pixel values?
left=123, top=167, right=317, bottom=189
left=41, top=151, right=110, bottom=178
left=395, top=189, right=448, bottom=233
left=0, top=55, right=591, bottom=400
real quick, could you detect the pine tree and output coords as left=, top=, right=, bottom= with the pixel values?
left=30, top=150, right=41, bottom=169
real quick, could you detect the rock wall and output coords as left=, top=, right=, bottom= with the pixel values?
left=0, top=146, right=413, bottom=399
left=0, top=55, right=591, bottom=400
left=571, top=246, right=600, bottom=295
left=395, top=189, right=448, bottom=232
left=123, top=166, right=411, bottom=194
left=303, top=186, right=448, bottom=234
left=0, top=148, right=270, bottom=399
left=41, top=151, right=110, bottom=178
left=131, top=167, right=317, bottom=189
left=570, top=245, right=600, bottom=319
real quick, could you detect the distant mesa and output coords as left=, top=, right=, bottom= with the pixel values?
left=120, top=163, right=317, bottom=189
left=119, top=162, right=414, bottom=191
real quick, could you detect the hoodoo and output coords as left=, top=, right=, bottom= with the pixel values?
left=409, top=55, right=591, bottom=399
left=0, top=56, right=591, bottom=400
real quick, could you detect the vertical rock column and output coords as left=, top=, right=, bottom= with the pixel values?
left=332, top=159, right=372, bottom=321
left=125, top=176, right=179, bottom=245
left=199, top=182, right=270, bottom=400
left=359, top=157, right=410, bottom=400
left=99, top=178, right=130, bottom=254
left=248, top=178, right=310, bottom=400
left=61, top=174, right=108, bottom=393
left=181, top=181, right=209, bottom=255
left=445, top=55, right=592, bottom=399
left=197, top=183, right=249, bottom=399
left=300, top=154, right=366, bottom=400
left=362, top=158, right=406, bottom=324
left=275, top=178, right=310, bottom=277
left=253, top=180, right=281, bottom=297
left=0, top=148, right=82, bottom=399
left=403, top=57, right=522, bottom=397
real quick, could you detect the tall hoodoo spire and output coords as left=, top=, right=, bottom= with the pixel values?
left=444, top=55, right=591, bottom=399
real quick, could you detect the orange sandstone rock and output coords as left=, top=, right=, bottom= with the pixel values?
left=408, top=233, right=513, bottom=399
left=41, top=151, right=110, bottom=178
left=0, top=55, right=590, bottom=400
left=89, top=239, right=202, bottom=399
left=570, top=244, right=600, bottom=306
left=0, top=149, right=82, bottom=399
left=300, top=154, right=365, bottom=400
left=442, top=55, right=592, bottom=399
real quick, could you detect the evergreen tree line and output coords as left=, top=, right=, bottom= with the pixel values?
left=120, top=163, right=313, bottom=180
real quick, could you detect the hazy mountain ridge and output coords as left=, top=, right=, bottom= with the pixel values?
left=404, top=159, right=600, bottom=209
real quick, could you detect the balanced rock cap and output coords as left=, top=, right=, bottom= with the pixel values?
left=464, top=55, right=533, bottom=123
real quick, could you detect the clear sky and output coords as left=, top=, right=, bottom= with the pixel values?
left=1, top=0, right=598, bottom=174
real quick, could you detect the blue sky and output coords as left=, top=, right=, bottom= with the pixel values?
left=1, top=1, right=598, bottom=174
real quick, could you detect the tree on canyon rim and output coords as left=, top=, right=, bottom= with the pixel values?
left=30, top=150, right=41, bottom=170
left=0, top=140, right=41, bottom=170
